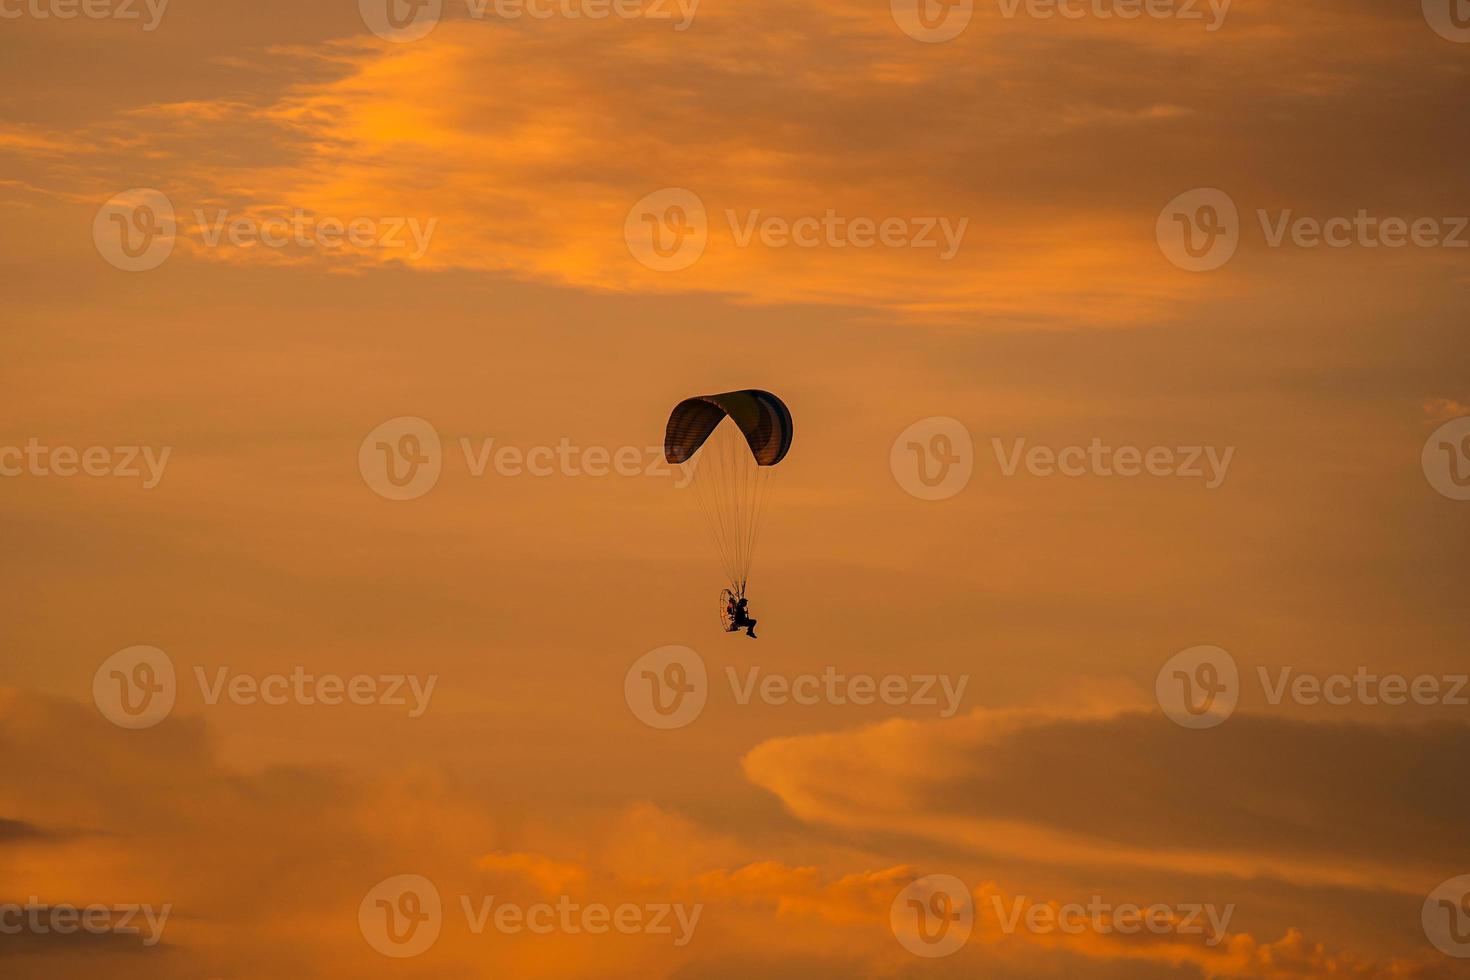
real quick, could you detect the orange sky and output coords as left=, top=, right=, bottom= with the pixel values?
left=3, top=0, right=1470, bottom=977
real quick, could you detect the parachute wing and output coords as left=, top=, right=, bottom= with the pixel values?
left=664, top=389, right=793, bottom=467
left=665, top=390, right=792, bottom=597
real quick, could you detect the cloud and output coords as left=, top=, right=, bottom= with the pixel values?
left=690, top=862, right=909, bottom=926
left=0, top=818, right=54, bottom=845
left=1424, top=399, right=1469, bottom=422
left=11, top=685, right=1432, bottom=979
left=0, top=907, right=170, bottom=957
left=475, top=851, right=588, bottom=896
left=743, top=707, right=1470, bottom=894
left=0, top=689, right=897, bottom=977
left=11, top=0, right=1465, bottom=326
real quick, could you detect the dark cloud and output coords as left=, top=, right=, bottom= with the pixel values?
left=0, top=819, right=52, bottom=845
left=746, top=709, right=1470, bottom=882
left=0, top=909, right=166, bottom=955
left=931, top=711, right=1470, bottom=868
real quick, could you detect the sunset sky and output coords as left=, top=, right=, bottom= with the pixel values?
left=3, top=0, right=1470, bottom=976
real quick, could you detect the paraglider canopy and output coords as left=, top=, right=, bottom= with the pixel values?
left=664, top=389, right=793, bottom=599
left=664, top=389, right=793, bottom=467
